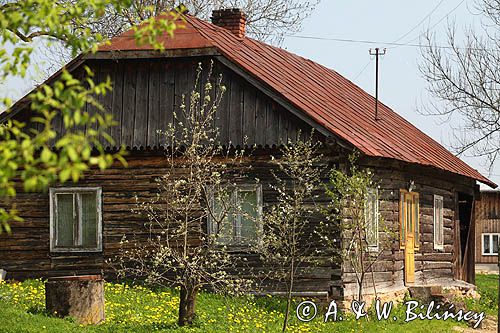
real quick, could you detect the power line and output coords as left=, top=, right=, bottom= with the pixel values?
left=280, top=0, right=475, bottom=50
left=392, top=0, right=467, bottom=48
left=352, top=59, right=371, bottom=80
left=391, top=0, right=445, bottom=44
left=281, top=34, right=493, bottom=51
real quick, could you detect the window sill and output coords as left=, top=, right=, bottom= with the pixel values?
left=50, top=248, right=102, bottom=253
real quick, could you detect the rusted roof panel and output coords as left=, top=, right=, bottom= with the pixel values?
left=53, top=14, right=500, bottom=188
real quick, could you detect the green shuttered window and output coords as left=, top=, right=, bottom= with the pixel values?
left=50, top=187, right=102, bottom=252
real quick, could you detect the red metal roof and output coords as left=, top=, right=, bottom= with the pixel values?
left=97, top=14, right=494, bottom=188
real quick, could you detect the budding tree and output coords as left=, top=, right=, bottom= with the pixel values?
left=113, top=62, right=252, bottom=326
left=320, top=153, right=390, bottom=302
left=257, top=134, right=323, bottom=332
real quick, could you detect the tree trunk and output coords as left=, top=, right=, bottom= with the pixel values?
left=45, top=275, right=104, bottom=325
left=282, top=259, right=295, bottom=332
left=357, top=273, right=365, bottom=302
left=178, top=284, right=198, bottom=326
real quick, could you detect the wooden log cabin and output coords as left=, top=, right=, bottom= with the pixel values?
left=0, top=8, right=496, bottom=300
left=475, top=190, right=500, bottom=268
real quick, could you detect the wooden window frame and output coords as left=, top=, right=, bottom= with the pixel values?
left=399, top=190, right=420, bottom=250
left=364, top=187, right=379, bottom=251
left=49, top=187, right=102, bottom=253
left=481, top=233, right=500, bottom=256
left=433, top=195, right=444, bottom=250
left=208, top=184, right=263, bottom=246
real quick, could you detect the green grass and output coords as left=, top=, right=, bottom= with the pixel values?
left=0, top=276, right=496, bottom=333
left=465, top=274, right=499, bottom=317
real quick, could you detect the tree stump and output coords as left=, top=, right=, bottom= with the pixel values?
left=45, top=275, right=105, bottom=325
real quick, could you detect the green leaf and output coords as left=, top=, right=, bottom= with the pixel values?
left=59, top=168, right=71, bottom=183
left=40, top=147, right=51, bottom=163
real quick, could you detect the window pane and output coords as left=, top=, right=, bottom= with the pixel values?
left=493, top=235, right=499, bottom=254
left=240, top=190, right=258, bottom=243
left=212, top=191, right=234, bottom=244
left=406, top=199, right=412, bottom=234
left=56, top=194, right=75, bottom=247
left=484, top=235, right=491, bottom=254
left=81, top=193, right=98, bottom=247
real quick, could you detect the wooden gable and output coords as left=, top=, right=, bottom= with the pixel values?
left=16, top=57, right=320, bottom=150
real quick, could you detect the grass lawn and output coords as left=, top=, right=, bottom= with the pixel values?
left=465, top=274, right=499, bottom=317
left=0, top=276, right=496, bottom=333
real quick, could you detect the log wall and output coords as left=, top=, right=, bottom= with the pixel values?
left=0, top=151, right=477, bottom=300
left=341, top=158, right=477, bottom=298
left=0, top=151, right=344, bottom=298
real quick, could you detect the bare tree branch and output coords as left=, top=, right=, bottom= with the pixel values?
left=60, top=0, right=320, bottom=45
left=419, top=0, right=500, bottom=170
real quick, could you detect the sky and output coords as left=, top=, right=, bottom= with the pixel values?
left=3, top=0, right=499, bottom=189
left=280, top=0, right=500, bottom=189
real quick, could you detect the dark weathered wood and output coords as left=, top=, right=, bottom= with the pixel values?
left=100, top=64, right=114, bottom=148
left=121, top=62, right=137, bottom=146
left=255, top=94, right=266, bottom=145
left=134, top=62, right=149, bottom=148
left=147, top=61, right=161, bottom=148
left=159, top=61, right=175, bottom=145
left=110, top=61, right=124, bottom=147
left=229, top=74, right=242, bottom=145
left=12, top=57, right=315, bottom=149
left=243, top=84, right=256, bottom=144
left=216, top=65, right=231, bottom=144
left=266, top=103, right=279, bottom=146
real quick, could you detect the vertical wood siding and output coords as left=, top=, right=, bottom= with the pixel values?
left=36, top=57, right=312, bottom=149
left=475, top=191, right=500, bottom=264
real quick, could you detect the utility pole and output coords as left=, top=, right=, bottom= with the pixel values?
left=369, top=48, right=386, bottom=121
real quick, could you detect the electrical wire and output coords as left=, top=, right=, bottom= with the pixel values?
left=352, top=59, right=371, bottom=81
left=281, top=34, right=492, bottom=51
left=391, top=0, right=445, bottom=44
left=390, top=0, right=467, bottom=49
left=279, top=0, right=474, bottom=50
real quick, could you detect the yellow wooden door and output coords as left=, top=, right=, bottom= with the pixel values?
left=405, top=196, right=415, bottom=283
left=400, top=191, right=419, bottom=285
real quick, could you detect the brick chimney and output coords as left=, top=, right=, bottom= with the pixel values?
left=211, top=8, right=247, bottom=38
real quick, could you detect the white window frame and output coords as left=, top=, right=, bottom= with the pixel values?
left=364, top=187, right=379, bottom=251
left=208, top=184, right=263, bottom=245
left=481, top=233, right=500, bottom=256
left=49, top=187, right=103, bottom=253
left=433, top=195, right=444, bottom=250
